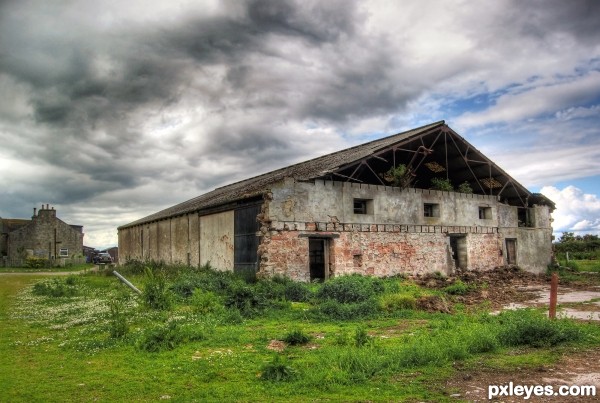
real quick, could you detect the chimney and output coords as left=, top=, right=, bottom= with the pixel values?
left=33, top=207, right=37, bottom=217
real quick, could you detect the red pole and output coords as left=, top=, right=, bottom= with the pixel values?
left=549, top=272, right=558, bottom=319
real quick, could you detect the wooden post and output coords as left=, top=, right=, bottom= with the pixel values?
left=549, top=272, right=558, bottom=319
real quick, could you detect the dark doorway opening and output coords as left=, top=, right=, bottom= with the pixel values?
left=309, top=238, right=329, bottom=281
left=234, top=202, right=261, bottom=280
left=506, top=239, right=517, bottom=265
left=449, top=235, right=467, bottom=270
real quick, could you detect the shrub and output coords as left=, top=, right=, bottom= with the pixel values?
left=383, top=164, right=411, bottom=188
left=108, top=300, right=128, bottom=339
left=316, top=275, right=384, bottom=303
left=253, top=279, right=286, bottom=302
left=25, top=256, right=51, bottom=269
left=497, top=309, right=583, bottom=348
left=457, top=181, right=473, bottom=194
left=354, top=326, right=371, bottom=347
left=379, top=293, right=417, bottom=313
left=224, top=280, right=258, bottom=314
left=443, top=280, right=471, bottom=295
left=32, top=278, right=78, bottom=297
left=142, top=268, right=173, bottom=310
left=430, top=177, right=453, bottom=191
left=332, top=347, right=383, bottom=383
left=311, top=298, right=380, bottom=321
left=284, top=281, right=311, bottom=302
left=333, top=331, right=350, bottom=346
left=190, top=289, right=223, bottom=315
left=260, top=355, right=296, bottom=381
left=283, top=329, right=311, bottom=345
left=137, top=321, right=204, bottom=352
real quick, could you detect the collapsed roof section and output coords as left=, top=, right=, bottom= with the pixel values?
left=319, top=122, right=555, bottom=210
left=120, top=121, right=554, bottom=229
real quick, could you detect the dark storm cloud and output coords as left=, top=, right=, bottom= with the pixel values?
left=510, top=0, right=600, bottom=44
left=1, top=0, right=599, bottom=246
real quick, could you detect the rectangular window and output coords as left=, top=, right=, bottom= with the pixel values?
left=479, top=207, right=492, bottom=219
left=424, top=203, right=440, bottom=218
left=59, top=248, right=69, bottom=257
left=353, top=199, right=373, bottom=215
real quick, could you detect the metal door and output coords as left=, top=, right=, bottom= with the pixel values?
left=234, top=203, right=261, bottom=277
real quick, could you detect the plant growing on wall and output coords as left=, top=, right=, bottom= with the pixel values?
left=430, top=177, right=453, bottom=191
left=457, top=181, right=473, bottom=194
left=382, top=164, right=412, bottom=188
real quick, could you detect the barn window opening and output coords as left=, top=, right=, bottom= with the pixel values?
left=353, top=199, right=373, bottom=215
left=517, top=208, right=533, bottom=227
left=59, top=248, right=69, bottom=257
left=424, top=203, right=440, bottom=218
left=479, top=206, right=492, bottom=219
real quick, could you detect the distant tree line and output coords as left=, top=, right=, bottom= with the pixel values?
left=554, top=232, right=600, bottom=260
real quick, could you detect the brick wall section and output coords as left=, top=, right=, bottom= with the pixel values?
left=259, top=231, right=311, bottom=281
left=258, top=220, right=506, bottom=281
left=467, top=233, right=503, bottom=270
left=332, top=231, right=450, bottom=277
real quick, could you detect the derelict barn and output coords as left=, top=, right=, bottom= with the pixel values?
left=118, top=121, right=554, bottom=281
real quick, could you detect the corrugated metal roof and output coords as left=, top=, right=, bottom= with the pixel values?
left=119, top=121, right=446, bottom=229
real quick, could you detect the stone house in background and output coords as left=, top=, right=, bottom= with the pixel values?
left=118, top=121, right=555, bottom=281
left=1, top=205, right=84, bottom=263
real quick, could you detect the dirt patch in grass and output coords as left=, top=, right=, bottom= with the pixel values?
left=446, top=348, right=600, bottom=402
left=416, top=266, right=600, bottom=311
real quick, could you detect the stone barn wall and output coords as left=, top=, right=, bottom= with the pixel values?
left=257, top=179, right=550, bottom=281
left=120, top=178, right=553, bottom=280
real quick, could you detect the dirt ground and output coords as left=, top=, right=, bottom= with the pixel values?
left=422, top=267, right=600, bottom=402
left=445, top=348, right=600, bottom=402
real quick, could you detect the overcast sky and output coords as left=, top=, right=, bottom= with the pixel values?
left=1, top=0, right=599, bottom=249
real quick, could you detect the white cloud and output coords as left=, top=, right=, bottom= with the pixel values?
left=1, top=0, right=600, bottom=247
left=457, top=71, right=600, bottom=127
left=540, top=185, right=600, bottom=236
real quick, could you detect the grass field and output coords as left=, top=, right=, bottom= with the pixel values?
left=0, top=263, right=95, bottom=273
left=1, top=264, right=599, bottom=402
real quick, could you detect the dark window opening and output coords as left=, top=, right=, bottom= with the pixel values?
left=424, top=203, right=440, bottom=218
left=517, top=208, right=532, bottom=227
left=353, top=199, right=372, bottom=215
left=479, top=207, right=492, bottom=219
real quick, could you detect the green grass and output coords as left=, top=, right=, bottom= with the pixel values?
left=572, top=259, right=600, bottom=272
left=0, top=263, right=95, bottom=273
left=1, top=267, right=599, bottom=402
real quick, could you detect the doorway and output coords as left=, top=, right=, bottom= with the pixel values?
left=449, top=235, right=467, bottom=270
left=506, top=239, right=517, bottom=265
left=309, top=238, right=329, bottom=281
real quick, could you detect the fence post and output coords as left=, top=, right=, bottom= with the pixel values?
left=549, top=272, right=558, bottom=319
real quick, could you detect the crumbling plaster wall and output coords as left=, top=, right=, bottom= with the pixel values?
left=269, top=178, right=502, bottom=226
left=258, top=179, right=549, bottom=280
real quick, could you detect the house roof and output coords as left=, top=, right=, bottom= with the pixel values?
left=120, top=121, right=553, bottom=229
left=1, top=218, right=30, bottom=233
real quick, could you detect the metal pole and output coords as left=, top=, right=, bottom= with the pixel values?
left=113, top=271, right=142, bottom=295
